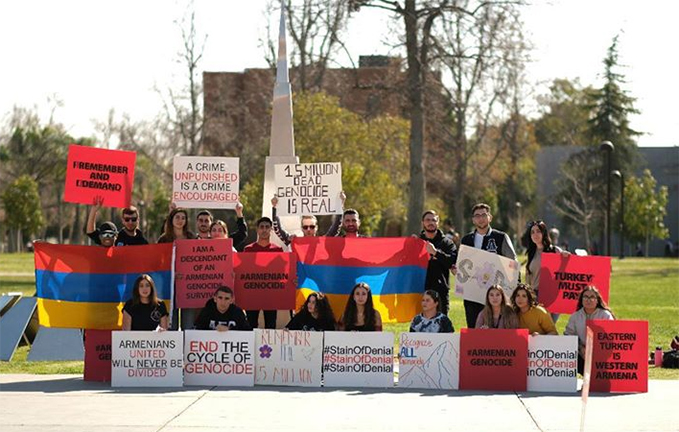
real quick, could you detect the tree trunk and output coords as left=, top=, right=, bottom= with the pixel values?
left=404, top=0, right=426, bottom=235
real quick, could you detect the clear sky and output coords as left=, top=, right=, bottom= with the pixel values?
left=0, top=0, right=676, bottom=146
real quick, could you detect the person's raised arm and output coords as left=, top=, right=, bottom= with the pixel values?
left=231, top=201, right=248, bottom=248
left=86, top=195, right=104, bottom=234
left=271, top=195, right=292, bottom=245
left=325, top=191, right=346, bottom=237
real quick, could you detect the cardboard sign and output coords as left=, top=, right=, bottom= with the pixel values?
left=527, top=335, right=578, bottom=392
left=233, top=252, right=296, bottom=310
left=64, top=144, right=136, bottom=208
left=274, top=162, right=342, bottom=216
left=454, top=245, right=520, bottom=304
left=459, top=328, right=529, bottom=391
left=254, top=329, right=323, bottom=387
left=84, top=329, right=112, bottom=382
left=183, top=330, right=255, bottom=387
left=588, top=320, right=648, bottom=393
left=111, top=331, right=184, bottom=387
left=173, top=156, right=239, bottom=209
left=175, top=239, right=234, bottom=308
left=538, top=254, right=611, bottom=314
left=323, top=331, right=394, bottom=388
left=398, top=332, right=460, bottom=390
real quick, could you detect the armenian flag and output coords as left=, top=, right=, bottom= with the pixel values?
left=292, top=237, right=429, bottom=323
left=34, top=242, right=173, bottom=329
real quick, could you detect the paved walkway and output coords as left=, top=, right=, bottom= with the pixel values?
left=0, top=374, right=675, bottom=431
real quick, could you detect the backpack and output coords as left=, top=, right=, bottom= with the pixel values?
left=662, top=350, right=679, bottom=368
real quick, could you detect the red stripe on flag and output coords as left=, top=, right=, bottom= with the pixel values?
left=292, top=237, right=428, bottom=268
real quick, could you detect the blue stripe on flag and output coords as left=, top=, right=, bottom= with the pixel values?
left=296, top=263, right=426, bottom=295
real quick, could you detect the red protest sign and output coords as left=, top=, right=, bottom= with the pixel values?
left=538, top=254, right=611, bottom=314
left=234, top=252, right=296, bottom=310
left=588, top=320, right=648, bottom=393
left=64, top=144, right=136, bottom=208
left=84, top=329, right=112, bottom=382
left=174, top=239, right=234, bottom=309
left=459, top=328, right=529, bottom=391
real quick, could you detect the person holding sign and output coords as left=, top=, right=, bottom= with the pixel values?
left=511, top=284, right=557, bottom=335
left=458, top=203, right=517, bottom=329
left=122, top=274, right=169, bottom=331
left=195, top=210, right=213, bottom=240
left=475, top=285, right=519, bottom=329
left=243, top=217, right=284, bottom=329
left=209, top=202, right=248, bottom=250
left=419, top=210, right=457, bottom=314
left=86, top=196, right=148, bottom=246
left=339, top=282, right=383, bottom=331
left=285, top=292, right=337, bottom=331
left=194, top=286, right=251, bottom=331
left=524, top=220, right=569, bottom=322
left=564, top=286, right=615, bottom=374
left=158, top=208, right=197, bottom=243
left=409, top=290, right=454, bottom=333
left=271, top=193, right=344, bottom=245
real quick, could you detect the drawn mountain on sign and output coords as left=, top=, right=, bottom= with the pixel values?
left=400, top=341, right=456, bottom=389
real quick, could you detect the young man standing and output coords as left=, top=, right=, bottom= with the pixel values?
left=194, top=286, right=251, bottom=331
left=243, top=217, right=284, bottom=329
left=341, top=208, right=362, bottom=237
left=86, top=196, right=148, bottom=246
left=419, top=210, right=457, bottom=314
left=459, top=203, right=517, bottom=328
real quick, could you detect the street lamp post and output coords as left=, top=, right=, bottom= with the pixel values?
left=515, top=201, right=522, bottom=252
left=600, top=141, right=614, bottom=256
left=611, top=170, right=625, bottom=258
left=138, top=200, right=146, bottom=239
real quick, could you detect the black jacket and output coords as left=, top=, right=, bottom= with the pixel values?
left=420, top=229, right=457, bottom=295
left=459, top=227, right=516, bottom=260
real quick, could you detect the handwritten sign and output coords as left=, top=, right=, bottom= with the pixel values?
left=111, top=331, right=184, bottom=387
left=64, top=144, right=136, bottom=208
left=174, top=239, right=234, bottom=308
left=274, top=162, right=342, bottom=216
left=183, top=330, right=254, bottom=387
left=588, top=320, right=648, bottom=393
left=538, top=254, right=611, bottom=314
left=323, top=331, right=394, bottom=388
left=254, top=329, right=323, bottom=387
left=527, top=335, right=578, bottom=392
left=459, top=328, right=528, bottom=391
left=398, top=332, right=459, bottom=390
left=173, top=156, right=239, bottom=209
left=234, top=252, right=296, bottom=310
left=454, top=245, right=520, bottom=303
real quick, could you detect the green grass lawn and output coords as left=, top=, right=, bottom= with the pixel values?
left=1, top=253, right=677, bottom=378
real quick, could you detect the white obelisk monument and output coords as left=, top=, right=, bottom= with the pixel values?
left=262, top=0, right=299, bottom=245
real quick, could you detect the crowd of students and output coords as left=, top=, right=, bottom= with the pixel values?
left=86, top=194, right=615, bottom=374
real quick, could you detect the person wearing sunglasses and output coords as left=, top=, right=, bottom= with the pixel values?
left=270, top=191, right=346, bottom=246
left=86, top=195, right=148, bottom=246
left=564, top=286, right=615, bottom=374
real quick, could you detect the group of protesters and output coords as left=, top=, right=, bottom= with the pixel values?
left=86, top=194, right=614, bottom=375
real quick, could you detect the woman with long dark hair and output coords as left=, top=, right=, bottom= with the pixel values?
left=475, top=285, right=518, bottom=329
left=409, top=290, right=454, bottom=333
left=511, top=283, right=557, bottom=335
left=158, top=208, right=196, bottom=243
left=339, top=282, right=382, bottom=331
left=122, top=274, right=168, bottom=331
left=564, top=286, right=615, bottom=374
left=286, top=292, right=336, bottom=331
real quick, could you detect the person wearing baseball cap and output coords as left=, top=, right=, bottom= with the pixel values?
left=93, top=221, right=118, bottom=247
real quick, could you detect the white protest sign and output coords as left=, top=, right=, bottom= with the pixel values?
left=398, top=332, right=460, bottom=390
left=274, top=162, right=342, bottom=216
left=454, top=245, right=520, bottom=304
left=527, top=335, right=578, bottom=392
left=322, top=331, right=394, bottom=388
left=253, top=329, right=323, bottom=387
left=111, top=331, right=184, bottom=387
left=173, top=156, right=239, bottom=208
left=183, top=330, right=255, bottom=387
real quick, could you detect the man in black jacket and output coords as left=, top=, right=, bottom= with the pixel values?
left=419, top=210, right=457, bottom=314
left=458, top=203, right=517, bottom=328
left=194, top=286, right=252, bottom=331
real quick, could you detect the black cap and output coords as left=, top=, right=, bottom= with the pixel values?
left=99, top=221, right=117, bottom=235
